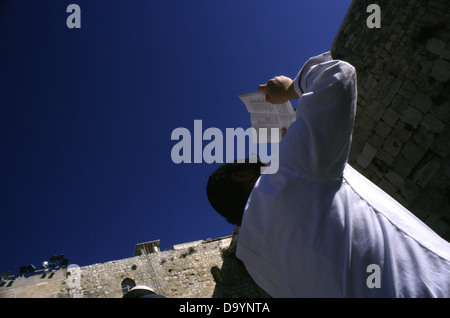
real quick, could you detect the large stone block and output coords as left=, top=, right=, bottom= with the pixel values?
left=392, top=154, right=416, bottom=179
left=398, top=80, right=417, bottom=100
left=421, top=114, right=445, bottom=133
left=400, top=106, right=423, bottom=129
left=365, top=101, right=386, bottom=122
left=391, top=94, right=409, bottom=113
left=382, top=108, right=400, bottom=127
left=384, top=171, right=405, bottom=188
left=431, top=59, right=450, bottom=83
left=412, top=126, right=435, bottom=150
left=411, top=154, right=443, bottom=188
left=382, top=135, right=403, bottom=158
left=356, top=143, right=377, bottom=169
left=425, top=38, right=446, bottom=55
left=401, top=140, right=426, bottom=165
left=410, top=91, right=433, bottom=113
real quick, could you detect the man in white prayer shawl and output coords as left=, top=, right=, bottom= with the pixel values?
left=206, top=52, right=450, bottom=298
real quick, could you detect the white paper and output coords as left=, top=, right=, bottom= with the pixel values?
left=239, top=92, right=296, bottom=143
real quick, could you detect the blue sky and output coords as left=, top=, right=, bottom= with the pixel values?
left=0, top=0, right=352, bottom=275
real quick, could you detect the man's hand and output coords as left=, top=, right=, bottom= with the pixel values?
left=258, top=76, right=299, bottom=104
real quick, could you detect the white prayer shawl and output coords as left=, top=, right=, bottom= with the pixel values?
left=236, top=52, right=450, bottom=298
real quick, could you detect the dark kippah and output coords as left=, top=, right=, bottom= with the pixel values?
left=206, top=158, right=264, bottom=226
left=206, top=164, right=245, bottom=225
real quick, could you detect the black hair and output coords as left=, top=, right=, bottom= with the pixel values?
left=206, top=159, right=264, bottom=226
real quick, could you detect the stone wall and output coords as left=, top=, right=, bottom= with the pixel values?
left=64, top=255, right=161, bottom=298
left=0, top=231, right=268, bottom=298
left=0, top=269, right=66, bottom=298
left=331, top=0, right=450, bottom=241
left=154, top=233, right=266, bottom=298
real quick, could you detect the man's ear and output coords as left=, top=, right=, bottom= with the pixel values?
left=231, top=170, right=255, bottom=183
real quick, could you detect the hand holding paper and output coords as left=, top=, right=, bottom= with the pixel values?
left=239, top=91, right=296, bottom=143
left=258, top=76, right=299, bottom=104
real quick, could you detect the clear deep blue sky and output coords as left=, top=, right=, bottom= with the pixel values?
left=0, top=0, right=352, bottom=275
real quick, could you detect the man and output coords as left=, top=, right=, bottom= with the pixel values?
left=206, top=52, right=450, bottom=297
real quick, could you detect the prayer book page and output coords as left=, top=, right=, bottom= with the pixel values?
left=239, top=92, right=296, bottom=143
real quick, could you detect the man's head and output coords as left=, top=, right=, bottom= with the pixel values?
left=206, top=158, right=265, bottom=226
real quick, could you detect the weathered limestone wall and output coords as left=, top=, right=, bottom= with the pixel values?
left=0, top=233, right=267, bottom=298
left=154, top=235, right=265, bottom=298
left=65, top=255, right=161, bottom=298
left=0, top=269, right=66, bottom=298
left=331, top=0, right=450, bottom=241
